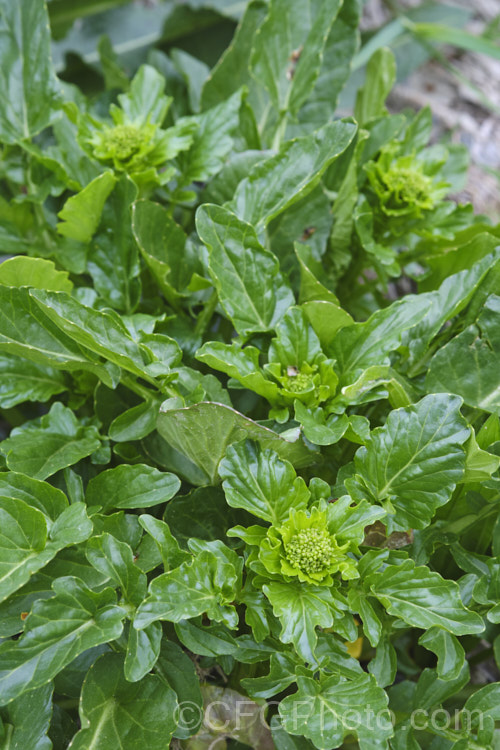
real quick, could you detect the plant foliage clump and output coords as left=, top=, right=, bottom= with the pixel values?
left=0, top=1, right=500, bottom=749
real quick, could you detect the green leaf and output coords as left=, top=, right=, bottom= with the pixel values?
left=196, top=204, right=294, bottom=336
left=354, top=47, right=396, bottom=124
left=418, top=627, right=465, bottom=681
left=196, top=341, right=280, bottom=402
left=294, top=403, right=349, bottom=446
left=0, top=353, right=67, bottom=408
left=155, top=639, right=203, bottom=739
left=69, top=652, right=178, bottom=750
left=219, top=440, right=309, bottom=524
left=351, top=394, right=470, bottom=529
left=132, top=199, right=197, bottom=305
left=295, top=243, right=340, bottom=305
left=86, top=533, right=147, bottom=605
left=57, top=171, right=117, bottom=244
left=201, top=1, right=268, bottom=110
left=0, top=471, right=67, bottom=521
left=0, top=257, right=73, bottom=292
left=138, top=514, right=190, bottom=571
left=87, top=175, right=141, bottom=313
left=263, top=580, right=336, bottom=663
left=367, top=560, right=484, bottom=635
left=249, top=0, right=341, bottom=117
left=178, top=89, right=244, bottom=184
left=0, top=577, right=125, bottom=704
left=368, top=636, right=397, bottom=688
left=0, top=286, right=118, bottom=387
left=293, top=0, right=360, bottom=134
left=29, top=288, right=163, bottom=382
left=124, top=622, right=162, bottom=682
left=116, top=64, right=171, bottom=125
left=426, top=296, right=500, bottom=414
left=242, top=652, right=299, bottom=699
left=0, top=401, right=101, bottom=479
left=0, top=0, right=60, bottom=143
left=229, top=120, right=357, bottom=230
left=134, top=542, right=241, bottom=629
left=302, top=300, right=354, bottom=349
left=279, top=673, right=392, bottom=749
left=462, top=431, right=500, bottom=483
left=157, top=401, right=315, bottom=486
left=331, top=294, right=432, bottom=382
left=86, top=464, right=180, bottom=511
left=163, top=486, right=243, bottom=547
left=0, top=683, right=52, bottom=750
left=108, top=399, right=160, bottom=442
left=409, top=21, right=500, bottom=61
left=464, top=683, right=500, bottom=725
left=402, top=252, right=500, bottom=374
left=0, top=499, right=93, bottom=605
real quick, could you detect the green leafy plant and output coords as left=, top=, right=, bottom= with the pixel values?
left=0, top=1, right=500, bottom=749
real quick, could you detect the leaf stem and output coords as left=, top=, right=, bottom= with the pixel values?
left=194, top=289, right=218, bottom=336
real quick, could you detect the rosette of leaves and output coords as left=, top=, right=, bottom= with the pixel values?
left=75, top=65, right=197, bottom=191
left=197, top=306, right=340, bottom=427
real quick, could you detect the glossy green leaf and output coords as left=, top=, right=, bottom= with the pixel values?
left=178, top=88, right=244, bottom=184
left=464, top=683, right=500, bottom=724
left=108, top=399, right=160, bottom=442
left=367, top=560, right=484, bottom=635
left=263, top=580, right=336, bottom=663
left=157, top=401, right=315, bottom=485
left=418, top=627, right=465, bottom=681
left=354, top=48, right=396, bottom=124
left=201, top=0, right=268, bottom=107
left=57, top=171, right=117, bottom=244
left=0, top=354, right=67, bottom=408
left=86, top=464, right=180, bottom=511
left=219, top=440, right=309, bottom=524
left=279, top=673, right=392, bottom=749
left=29, top=288, right=161, bottom=382
left=134, top=542, right=241, bottom=629
left=229, top=120, right=357, bottom=229
left=0, top=257, right=72, bottom=292
left=138, top=514, right=190, bottom=571
left=69, top=652, right=178, bottom=749
left=196, top=204, right=294, bottom=336
left=0, top=471, right=67, bottom=521
left=87, top=175, right=141, bottom=312
left=196, top=341, right=280, bottom=402
left=0, top=286, right=118, bottom=387
left=155, top=639, right=203, bottom=739
left=0, top=577, right=125, bottom=704
left=0, top=402, right=101, bottom=479
left=351, top=394, right=470, bottom=529
left=293, top=0, right=360, bottom=133
left=426, top=296, right=500, bottom=414
left=86, top=533, right=147, bottom=605
left=132, top=199, right=195, bottom=305
left=124, top=622, right=162, bottom=682
left=242, top=652, right=299, bottom=699
left=331, top=294, right=432, bottom=382
left=403, top=252, right=500, bottom=374
left=250, top=0, right=341, bottom=117
left=0, top=0, right=60, bottom=143
left=0, top=683, right=52, bottom=750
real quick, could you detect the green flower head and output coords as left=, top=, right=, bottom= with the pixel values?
left=266, top=359, right=338, bottom=412
left=365, top=145, right=449, bottom=219
left=90, top=121, right=158, bottom=172
left=259, top=505, right=357, bottom=585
